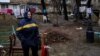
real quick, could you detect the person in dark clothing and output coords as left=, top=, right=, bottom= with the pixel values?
left=16, top=9, right=40, bottom=56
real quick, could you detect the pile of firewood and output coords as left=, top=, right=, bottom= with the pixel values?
left=44, top=29, right=69, bottom=45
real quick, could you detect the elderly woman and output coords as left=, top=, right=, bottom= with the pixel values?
left=16, top=8, right=40, bottom=56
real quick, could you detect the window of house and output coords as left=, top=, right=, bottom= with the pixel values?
left=20, top=5, right=25, bottom=9
left=1, top=4, right=8, bottom=9
left=13, top=5, right=17, bottom=9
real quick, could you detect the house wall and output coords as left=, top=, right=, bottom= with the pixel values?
left=8, top=5, right=20, bottom=12
left=0, top=5, right=1, bottom=9
left=8, top=5, right=13, bottom=9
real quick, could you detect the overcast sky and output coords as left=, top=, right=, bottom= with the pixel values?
left=0, top=0, right=10, bottom=2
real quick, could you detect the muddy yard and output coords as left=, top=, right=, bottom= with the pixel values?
left=39, top=23, right=100, bottom=56
left=0, top=14, right=100, bottom=56
left=39, top=18, right=100, bottom=56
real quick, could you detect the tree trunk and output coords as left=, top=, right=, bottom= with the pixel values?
left=87, top=0, right=92, bottom=7
left=87, top=0, right=92, bottom=26
left=75, top=0, right=81, bottom=20
left=62, top=0, right=68, bottom=20
left=41, top=0, right=50, bottom=23
left=41, top=0, right=48, bottom=16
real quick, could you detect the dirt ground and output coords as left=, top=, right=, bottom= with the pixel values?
left=38, top=14, right=100, bottom=56
left=39, top=22, right=100, bottom=56
left=0, top=14, right=100, bottom=56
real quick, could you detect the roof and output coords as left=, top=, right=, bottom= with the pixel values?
left=10, top=0, right=28, bottom=4
left=10, top=0, right=41, bottom=4
left=0, top=2, right=10, bottom=4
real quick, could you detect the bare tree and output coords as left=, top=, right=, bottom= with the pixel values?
left=50, top=0, right=63, bottom=14
left=75, top=0, right=81, bottom=20
left=62, top=0, right=68, bottom=20
left=49, top=0, right=68, bottom=26
left=86, top=0, right=92, bottom=26
left=41, top=0, right=50, bottom=23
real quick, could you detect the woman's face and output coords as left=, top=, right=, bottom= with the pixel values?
left=28, top=12, right=32, bottom=18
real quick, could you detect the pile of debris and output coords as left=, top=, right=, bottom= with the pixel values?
left=44, top=29, right=70, bottom=45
